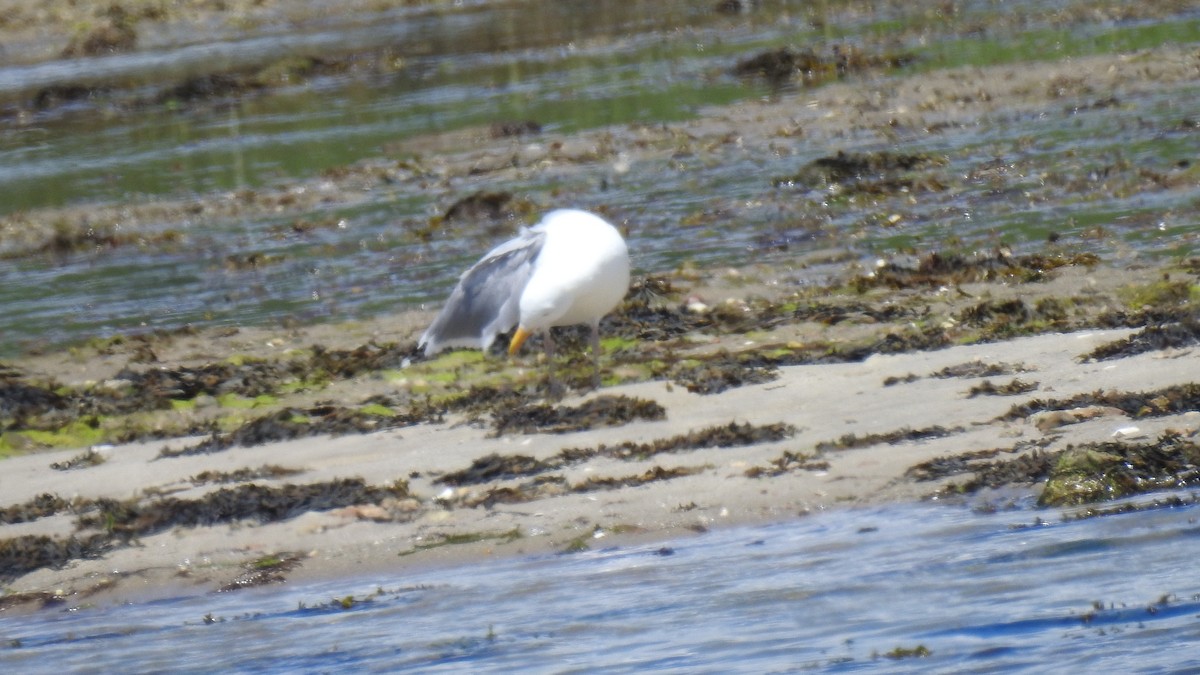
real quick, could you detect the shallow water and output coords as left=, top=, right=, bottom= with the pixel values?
left=0, top=0, right=1197, bottom=356
left=2, top=491, right=1199, bottom=672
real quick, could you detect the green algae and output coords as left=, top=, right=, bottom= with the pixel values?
left=215, top=393, right=278, bottom=409
left=359, top=403, right=396, bottom=417
left=1118, top=280, right=1200, bottom=310
left=399, top=527, right=522, bottom=556
left=0, top=420, right=106, bottom=454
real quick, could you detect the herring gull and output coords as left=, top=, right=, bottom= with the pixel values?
left=419, top=209, right=631, bottom=372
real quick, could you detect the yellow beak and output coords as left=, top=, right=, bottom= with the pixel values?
left=508, top=326, right=533, bottom=356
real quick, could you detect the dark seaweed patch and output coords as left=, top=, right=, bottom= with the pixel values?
left=905, top=446, right=1026, bottom=482
left=49, top=447, right=108, bottom=471
left=573, top=465, right=706, bottom=492
left=733, top=46, right=913, bottom=89
left=444, top=384, right=536, bottom=417
left=1038, top=435, right=1200, bottom=506
left=402, top=528, right=523, bottom=555
left=933, top=361, right=1030, bottom=379
left=827, top=327, right=953, bottom=361
left=955, top=298, right=1071, bottom=340
left=745, top=450, right=829, bottom=477
left=461, top=475, right=568, bottom=509
left=0, top=373, right=66, bottom=421
left=464, top=465, right=706, bottom=508
left=1082, top=319, right=1200, bottom=361
left=0, top=478, right=413, bottom=583
left=489, top=120, right=542, bottom=138
left=490, top=395, right=665, bottom=435
left=967, top=379, right=1039, bottom=397
left=941, top=450, right=1061, bottom=494
left=815, top=425, right=962, bottom=453
left=0, top=493, right=72, bottom=525
left=61, top=9, right=137, bottom=58
left=442, top=191, right=515, bottom=222
left=607, top=276, right=933, bottom=359
left=438, top=454, right=554, bottom=487
left=958, top=299, right=1033, bottom=327
left=218, top=552, right=305, bottom=592
left=0, top=534, right=114, bottom=583
left=160, top=73, right=262, bottom=103
left=670, top=354, right=779, bottom=395
left=0, top=589, right=65, bottom=613
left=1001, top=384, right=1200, bottom=421
left=851, top=250, right=1099, bottom=292
left=747, top=426, right=964, bottom=477
left=1062, top=493, right=1200, bottom=522
left=1, top=341, right=415, bottom=440
left=190, top=465, right=305, bottom=486
left=78, top=478, right=412, bottom=541
left=774, top=150, right=941, bottom=187
left=935, top=434, right=1200, bottom=506
left=159, top=404, right=435, bottom=458
left=583, top=421, right=795, bottom=462
left=438, top=422, right=794, bottom=492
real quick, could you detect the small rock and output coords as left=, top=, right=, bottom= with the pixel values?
left=1032, top=410, right=1077, bottom=431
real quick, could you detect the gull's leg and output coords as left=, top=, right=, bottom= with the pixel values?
left=544, top=330, right=563, bottom=399
left=590, top=322, right=602, bottom=389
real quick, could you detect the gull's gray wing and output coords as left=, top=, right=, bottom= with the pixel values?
left=419, top=227, right=546, bottom=355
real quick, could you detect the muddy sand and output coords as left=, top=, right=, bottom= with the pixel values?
left=3, top=251, right=1199, bottom=612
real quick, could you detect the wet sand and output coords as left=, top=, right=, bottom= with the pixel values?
left=2, top=262, right=1198, bottom=611
left=2, top=6, right=1199, bottom=612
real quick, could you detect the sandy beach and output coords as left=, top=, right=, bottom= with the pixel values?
left=2, top=254, right=1198, bottom=611
left=1, top=2, right=1199, bottom=613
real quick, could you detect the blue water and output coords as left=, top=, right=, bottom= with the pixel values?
left=3, top=492, right=1198, bottom=672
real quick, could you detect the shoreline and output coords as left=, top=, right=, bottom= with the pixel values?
left=0, top=2, right=1197, bottom=614
left=3, top=309, right=1198, bottom=613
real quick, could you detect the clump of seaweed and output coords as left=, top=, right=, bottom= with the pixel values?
left=733, top=45, right=914, bottom=89
left=1081, top=318, right=1200, bottom=361
left=670, top=354, right=780, bottom=394
left=0, top=534, right=114, bottom=583
left=773, top=150, right=943, bottom=188
left=572, top=465, right=707, bottom=492
left=49, top=447, right=108, bottom=471
left=78, top=478, right=412, bottom=541
left=159, top=403, right=436, bottom=458
left=931, top=433, right=1200, bottom=507
left=460, top=464, right=709, bottom=509
left=489, top=120, right=542, bottom=138
left=584, top=421, right=795, bottom=462
left=0, top=493, right=73, bottom=525
left=933, top=361, right=1031, bottom=379
left=940, top=449, right=1062, bottom=495
left=905, top=445, right=1033, bottom=482
left=1000, top=383, right=1200, bottom=421
left=437, top=422, right=795, bottom=490
left=1038, top=435, right=1200, bottom=506
left=218, top=552, right=306, bottom=592
left=190, top=465, right=305, bottom=486
left=851, top=250, right=1099, bottom=292
left=815, top=426, right=961, bottom=453
left=745, top=450, right=829, bottom=477
left=967, top=379, right=1039, bottom=397
left=0, top=477, right=415, bottom=583
left=1062, top=493, right=1200, bottom=522
left=438, top=454, right=554, bottom=487
left=442, top=191, right=518, bottom=223
left=491, top=395, right=665, bottom=435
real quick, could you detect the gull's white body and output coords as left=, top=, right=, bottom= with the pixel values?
left=419, top=209, right=631, bottom=358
